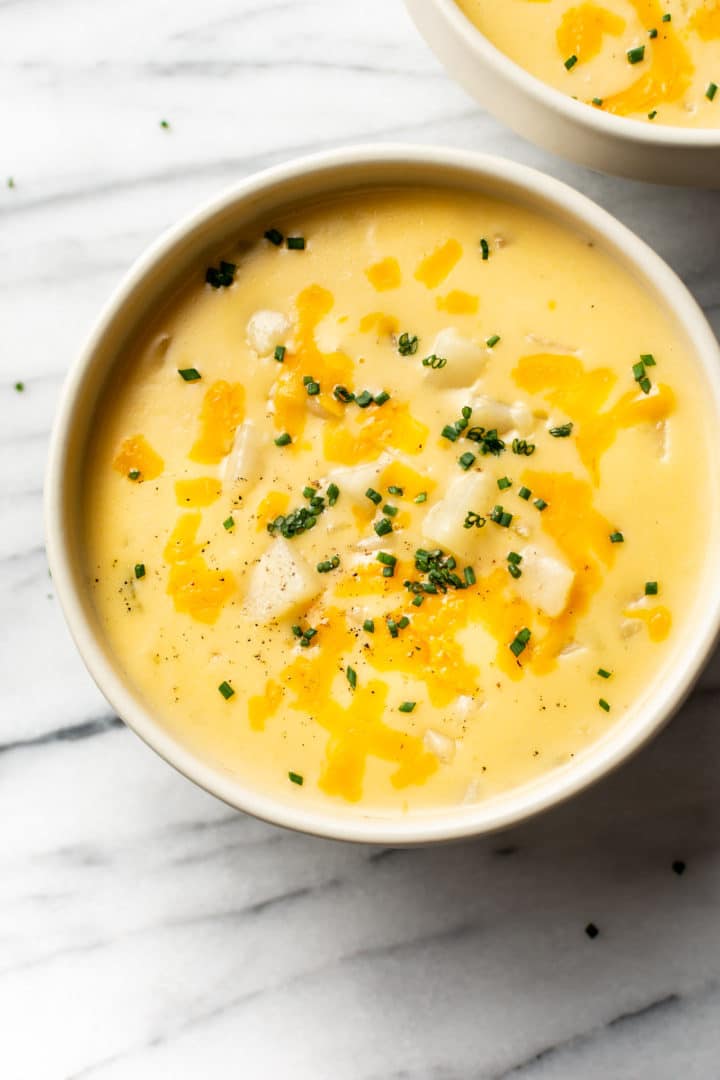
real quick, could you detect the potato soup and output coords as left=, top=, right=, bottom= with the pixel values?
left=84, top=188, right=713, bottom=815
left=457, top=0, right=720, bottom=127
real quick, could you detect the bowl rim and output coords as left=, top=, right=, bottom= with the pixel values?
left=424, top=0, right=720, bottom=148
left=45, top=143, right=720, bottom=845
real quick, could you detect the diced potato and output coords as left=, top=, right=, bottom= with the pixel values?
left=513, top=545, right=575, bottom=618
left=468, top=395, right=533, bottom=435
left=222, top=420, right=263, bottom=489
left=322, top=453, right=394, bottom=505
left=424, top=328, right=487, bottom=388
left=244, top=538, right=320, bottom=622
left=246, top=309, right=291, bottom=357
left=421, top=471, right=493, bottom=559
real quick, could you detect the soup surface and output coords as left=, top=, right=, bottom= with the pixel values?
left=85, top=187, right=713, bottom=816
left=457, top=0, right=720, bottom=127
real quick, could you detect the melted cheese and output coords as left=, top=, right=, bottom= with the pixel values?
left=458, top=0, right=720, bottom=126
left=85, top=188, right=714, bottom=815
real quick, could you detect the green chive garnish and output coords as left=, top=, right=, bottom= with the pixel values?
left=597, top=668, right=612, bottom=679
left=486, top=334, right=500, bottom=348
left=707, top=83, right=718, bottom=102
left=662, top=12, right=671, bottom=20
left=458, top=451, right=476, bottom=471
left=14, top=381, right=24, bottom=392
left=264, top=228, right=284, bottom=246
left=464, top=566, right=476, bottom=586
left=480, top=238, right=490, bottom=260
left=641, top=353, right=656, bottom=366
left=592, top=97, right=604, bottom=106
left=365, top=488, right=382, bottom=505
left=374, top=517, right=393, bottom=537
left=549, top=422, right=573, bottom=437
left=627, top=46, right=645, bottom=64
left=645, top=581, right=658, bottom=595
left=346, top=666, right=357, bottom=690
left=288, top=771, right=304, bottom=785
left=134, top=563, right=145, bottom=579
left=564, top=54, right=578, bottom=70
left=518, top=486, right=531, bottom=501
left=355, top=390, right=373, bottom=408
left=399, top=701, right=416, bottom=713
left=508, top=552, right=522, bottom=564
left=648, top=110, right=657, bottom=119
left=178, top=368, right=201, bottom=381
left=414, top=492, right=428, bottom=504
left=327, top=482, right=339, bottom=506
left=412, top=594, right=424, bottom=606
left=286, top=236, right=305, bottom=250
left=274, top=432, right=292, bottom=446
left=497, top=476, right=512, bottom=490
left=510, top=628, right=531, bottom=657
left=128, top=469, right=141, bottom=481
left=363, top=619, right=375, bottom=633
left=317, top=555, right=340, bottom=573
left=599, top=698, right=611, bottom=712
left=218, top=681, right=235, bottom=700
left=388, top=485, right=404, bottom=496
left=609, top=531, right=624, bottom=543
left=398, top=332, right=419, bottom=356
left=274, top=345, right=286, bottom=362
left=534, top=498, right=547, bottom=511
left=304, top=377, right=320, bottom=396
left=374, top=391, right=390, bottom=406
left=377, top=551, right=397, bottom=567
left=649, top=27, right=658, bottom=37
left=334, top=385, right=355, bottom=403
left=223, top=516, right=234, bottom=531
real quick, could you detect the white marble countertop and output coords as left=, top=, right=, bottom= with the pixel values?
left=2, top=1, right=720, bottom=1076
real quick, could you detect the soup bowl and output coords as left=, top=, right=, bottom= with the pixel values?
left=405, top=0, right=720, bottom=186
left=45, top=145, right=720, bottom=843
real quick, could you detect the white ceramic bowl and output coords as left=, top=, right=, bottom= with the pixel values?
left=45, top=145, right=720, bottom=844
left=405, top=0, right=720, bottom=186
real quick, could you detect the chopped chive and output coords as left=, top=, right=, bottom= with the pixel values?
left=264, top=228, right=284, bottom=246
left=662, top=12, right=671, bottom=20
left=382, top=566, right=394, bottom=577
left=365, top=487, right=382, bottom=505
left=480, top=238, right=490, bottom=260
left=509, top=627, right=531, bottom=657
left=222, top=516, right=235, bottom=531
left=355, top=390, right=373, bottom=408
left=218, top=681, right=235, bottom=700
left=291, top=625, right=302, bottom=638
left=274, top=432, right=292, bottom=447
left=178, top=367, right=201, bottom=381
left=206, top=261, right=236, bottom=288
left=374, top=390, right=390, bottom=406
left=645, top=580, right=658, bottom=595
left=592, top=97, right=604, bottom=106
left=508, top=563, right=522, bottom=579
left=333, top=385, right=355, bottom=403
left=599, top=698, right=611, bottom=712
left=317, top=555, right=340, bottom=573
left=398, top=332, right=419, bottom=356
left=286, top=236, right=305, bottom=250
left=304, top=378, right=320, bottom=396
left=597, top=668, right=612, bottom=679
left=585, top=923, right=600, bottom=939
left=649, top=26, right=658, bottom=37
left=464, top=566, right=476, bottom=586
left=288, top=771, right=304, bottom=785
left=327, top=482, right=339, bottom=506
left=302, top=486, right=316, bottom=499
left=377, top=551, right=397, bottom=567
left=388, top=485, right=404, bottom=496
left=414, top=492, right=428, bottom=504
left=639, top=377, right=652, bottom=395
left=274, top=345, right=286, bottom=362
left=387, top=618, right=399, bottom=638
left=507, top=551, right=522, bottom=564
left=399, top=701, right=416, bottom=713
left=549, top=422, right=573, bottom=437
left=128, top=469, right=141, bottom=481
left=464, top=510, right=485, bottom=529
left=497, top=476, right=512, bottom=490
left=14, top=381, right=24, bottom=392
left=441, top=424, right=460, bottom=442
left=518, top=486, right=531, bottom=500
left=412, top=594, right=424, bottom=606
left=458, top=451, right=476, bottom=471
left=397, top=616, right=410, bottom=629
left=640, top=353, right=656, bottom=366
left=134, top=563, right=146, bottom=579
left=374, top=517, right=393, bottom=537
left=512, top=438, right=535, bottom=456
left=534, top=498, right=547, bottom=511
left=564, top=54, right=578, bottom=70
left=346, top=666, right=357, bottom=690
left=632, top=361, right=646, bottom=380
left=648, top=110, right=657, bottom=119
left=627, top=45, right=645, bottom=64
left=707, top=82, right=718, bottom=102
left=363, top=619, right=375, bottom=633
left=486, top=334, right=500, bottom=348
left=422, top=354, right=448, bottom=370
left=609, top=531, right=624, bottom=543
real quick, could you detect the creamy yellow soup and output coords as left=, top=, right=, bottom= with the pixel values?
left=457, top=0, right=720, bottom=126
left=84, top=188, right=713, bottom=816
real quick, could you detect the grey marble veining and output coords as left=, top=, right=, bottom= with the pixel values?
left=2, top=1, right=720, bottom=1077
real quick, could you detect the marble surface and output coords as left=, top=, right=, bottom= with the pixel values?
left=2, top=0, right=720, bottom=1076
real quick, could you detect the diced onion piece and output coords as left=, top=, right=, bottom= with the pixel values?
left=246, top=309, right=291, bottom=357
left=421, top=470, right=493, bottom=559
left=244, top=538, right=320, bottom=622
left=425, top=328, right=487, bottom=388
left=423, top=728, right=456, bottom=764
left=222, top=420, right=263, bottom=489
left=513, top=545, right=575, bottom=618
